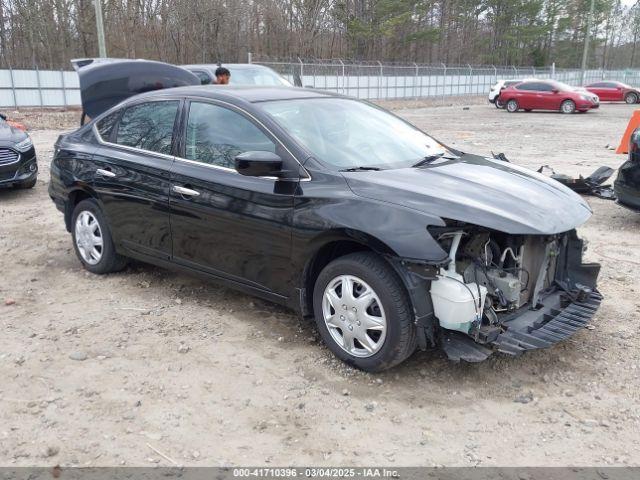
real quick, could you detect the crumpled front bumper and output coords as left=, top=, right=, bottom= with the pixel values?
left=442, top=289, right=603, bottom=362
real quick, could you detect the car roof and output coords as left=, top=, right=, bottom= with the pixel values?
left=139, top=85, right=339, bottom=103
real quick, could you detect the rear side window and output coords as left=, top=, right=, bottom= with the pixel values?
left=115, top=101, right=179, bottom=155
left=95, top=111, right=120, bottom=141
left=515, top=82, right=536, bottom=91
left=184, top=102, right=276, bottom=169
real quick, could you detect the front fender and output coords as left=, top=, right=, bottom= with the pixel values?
left=293, top=190, right=449, bottom=265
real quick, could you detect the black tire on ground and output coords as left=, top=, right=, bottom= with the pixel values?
left=506, top=99, right=519, bottom=112
left=71, top=199, right=127, bottom=274
left=560, top=99, right=576, bottom=114
left=312, top=252, right=417, bottom=372
left=17, top=177, right=36, bottom=189
left=495, top=99, right=504, bottom=109
left=625, top=92, right=638, bottom=104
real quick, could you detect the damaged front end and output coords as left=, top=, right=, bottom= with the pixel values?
left=424, top=224, right=602, bottom=362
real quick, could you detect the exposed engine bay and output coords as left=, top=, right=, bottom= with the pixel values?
left=426, top=224, right=601, bottom=360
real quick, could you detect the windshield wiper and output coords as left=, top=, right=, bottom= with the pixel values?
left=339, top=166, right=382, bottom=172
left=412, top=154, right=444, bottom=168
left=412, top=153, right=459, bottom=168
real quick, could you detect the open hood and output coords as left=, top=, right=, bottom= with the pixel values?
left=342, top=154, right=592, bottom=235
left=72, top=58, right=199, bottom=119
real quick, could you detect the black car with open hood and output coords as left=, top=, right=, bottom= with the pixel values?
left=48, top=80, right=602, bottom=371
left=71, top=58, right=200, bottom=122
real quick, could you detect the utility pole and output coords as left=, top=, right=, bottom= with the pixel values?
left=580, top=0, right=595, bottom=85
left=94, top=0, right=107, bottom=58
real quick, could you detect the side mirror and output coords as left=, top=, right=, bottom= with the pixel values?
left=551, top=88, right=559, bottom=94
left=235, top=151, right=283, bottom=177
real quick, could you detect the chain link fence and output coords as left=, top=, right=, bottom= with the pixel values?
left=3, top=59, right=640, bottom=107
left=255, top=57, right=640, bottom=101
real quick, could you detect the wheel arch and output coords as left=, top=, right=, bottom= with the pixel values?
left=299, top=229, right=440, bottom=350
left=65, top=187, right=100, bottom=231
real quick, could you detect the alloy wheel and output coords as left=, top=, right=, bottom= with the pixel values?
left=74, top=210, right=104, bottom=265
left=561, top=100, right=576, bottom=114
left=322, top=275, right=387, bottom=358
left=625, top=93, right=638, bottom=104
left=506, top=100, right=518, bottom=112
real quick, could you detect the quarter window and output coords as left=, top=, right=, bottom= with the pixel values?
left=95, top=110, right=120, bottom=141
left=184, top=102, right=276, bottom=168
left=115, top=101, right=179, bottom=155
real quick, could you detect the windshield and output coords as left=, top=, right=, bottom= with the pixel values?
left=229, top=67, right=291, bottom=86
left=260, top=98, right=448, bottom=169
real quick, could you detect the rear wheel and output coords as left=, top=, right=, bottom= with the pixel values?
left=506, top=99, right=519, bottom=113
left=71, top=199, right=127, bottom=274
left=625, top=92, right=638, bottom=104
left=560, top=100, right=576, bottom=114
left=312, top=252, right=416, bottom=372
left=495, top=99, right=504, bottom=109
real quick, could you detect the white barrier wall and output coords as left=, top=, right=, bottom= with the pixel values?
left=0, top=69, right=80, bottom=107
left=2, top=66, right=640, bottom=107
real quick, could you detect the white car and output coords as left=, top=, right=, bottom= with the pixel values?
left=489, top=79, right=537, bottom=108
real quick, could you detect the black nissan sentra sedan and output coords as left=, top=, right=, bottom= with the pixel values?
left=0, top=114, right=37, bottom=189
left=49, top=60, right=602, bottom=371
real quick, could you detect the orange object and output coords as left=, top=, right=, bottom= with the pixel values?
left=6, top=120, right=27, bottom=131
left=616, top=109, right=640, bottom=154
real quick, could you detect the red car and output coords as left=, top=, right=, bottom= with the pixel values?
left=499, top=80, right=600, bottom=114
left=584, top=81, right=640, bottom=104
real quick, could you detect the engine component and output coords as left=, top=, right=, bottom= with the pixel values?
left=431, top=231, right=488, bottom=334
left=486, top=269, right=520, bottom=305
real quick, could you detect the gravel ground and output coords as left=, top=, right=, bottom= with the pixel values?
left=0, top=102, right=639, bottom=467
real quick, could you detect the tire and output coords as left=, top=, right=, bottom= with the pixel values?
left=312, top=252, right=417, bottom=372
left=17, top=177, right=36, bottom=189
left=625, top=92, right=638, bottom=104
left=560, top=99, right=576, bottom=114
left=506, top=99, right=519, bottom=112
left=71, top=199, right=127, bottom=274
left=495, top=99, right=504, bottom=109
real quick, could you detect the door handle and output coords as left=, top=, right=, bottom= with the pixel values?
left=96, top=168, right=116, bottom=178
left=172, top=185, right=201, bottom=197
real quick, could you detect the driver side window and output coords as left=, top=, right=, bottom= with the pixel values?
left=184, top=102, right=276, bottom=169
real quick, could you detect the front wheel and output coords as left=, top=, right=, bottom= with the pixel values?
left=312, top=252, right=416, bottom=372
left=560, top=99, right=576, bottom=114
left=625, top=92, right=638, bottom=104
left=495, top=99, right=504, bottom=109
left=506, top=99, right=519, bottom=112
left=71, top=199, right=127, bottom=274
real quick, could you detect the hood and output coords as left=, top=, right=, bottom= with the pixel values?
left=342, top=154, right=592, bottom=235
left=0, top=120, right=27, bottom=145
left=72, top=58, right=200, bottom=118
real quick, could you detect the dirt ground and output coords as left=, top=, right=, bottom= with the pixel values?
left=1, top=101, right=639, bottom=468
